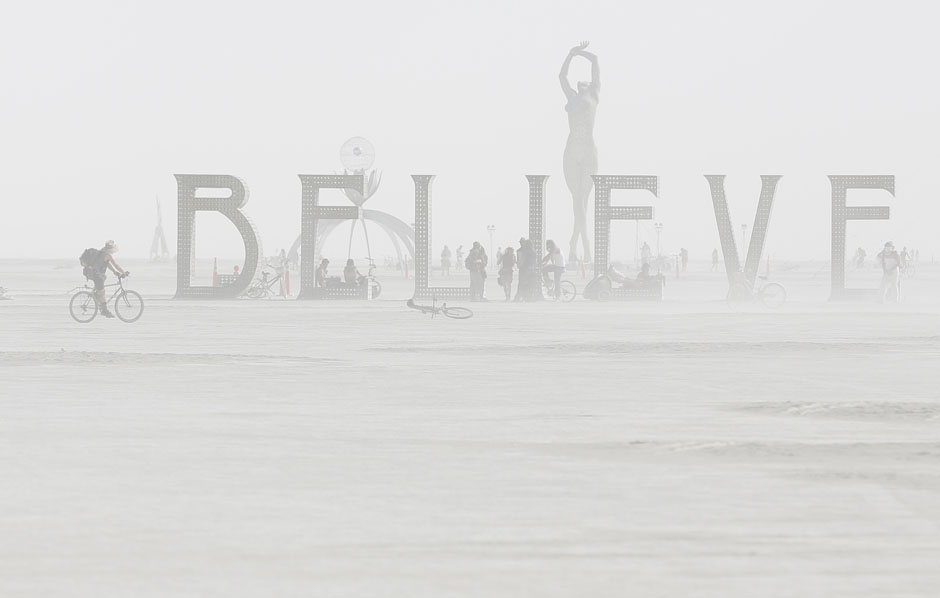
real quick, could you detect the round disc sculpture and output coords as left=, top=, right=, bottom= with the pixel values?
left=288, top=137, right=415, bottom=268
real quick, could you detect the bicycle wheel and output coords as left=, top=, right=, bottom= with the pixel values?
left=245, top=285, right=264, bottom=299
left=370, top=279, right=382, bottom=299
left=759, top=283, right=787, bottom=309
left=442, top=306, right=473, bottom=320
left=559, top=280, right=576, bottom=302
left=726, top=282, right=752, bottom=309
left=114, top=290, right=144, bottom=323
left=69, top=291, right=98, bottom=323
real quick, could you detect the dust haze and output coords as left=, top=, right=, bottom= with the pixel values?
left=1, top=1, right=939, bottom=596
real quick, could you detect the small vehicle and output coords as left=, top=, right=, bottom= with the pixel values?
left=726, top=275, right=786, bottom=309
left=407, top=298, right=473, bottom=319
left=584, top=265, right=664, bottom=301
left=69, top=273, right=143, bottom=323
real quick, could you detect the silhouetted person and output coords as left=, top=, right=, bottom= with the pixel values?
left=315, top=259, right=330, bottom=287
left=497, top=247, right=516, bottom=301
left=81, top=240, right=127, bottom=318
left=680, top=248, right=689, bottom=272
left=641, top=242, right=652, bottom=266
left=877, top=241, right=902, bottom=303
left=560, top=41, right=600, bottom=263
left=541, top=239, right=566, bottom=300
left=514, top=238, right=531, bottom=301
left=622, top=263, right=662, bottom=290
left=854, top=247, right=867, bottom=269
left=455, top=245, right=465, bottom=271
left=441, top=245, right=452, bottom=276
left=466, top=242, right=487, bottom=301
left=711, top=248, right=719, bottom=272
left=634, top=263, right=653, bottom=287
left=344, top=259, right=362, bottom=285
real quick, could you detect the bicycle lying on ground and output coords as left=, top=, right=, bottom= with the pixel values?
left=726, top=275, right=787, bottom=309
left=69, top=273, right=144, bottom=323
left=407, top=298, right=473, bottom=319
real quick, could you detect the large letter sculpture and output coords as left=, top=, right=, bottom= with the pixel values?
left=412, top=175, right=471, bottom=300
left=526, top=175, right=549, bottom=287
left=175, top=174, right=261, bottom=299
left=706, top=175, right=781, bottom=289
left=829, top=175, right=894, bottom=300
left=593, top=175, right=658, bottom=277
left=297, top=174, right=364, bottom=299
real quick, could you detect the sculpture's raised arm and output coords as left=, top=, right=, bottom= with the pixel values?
left=579, top=50, right=600, bottom=94
left=559, top=50, right=577, bottom=100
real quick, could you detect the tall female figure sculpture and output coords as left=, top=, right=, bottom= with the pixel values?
left=559, top=41, right=600, bottom=264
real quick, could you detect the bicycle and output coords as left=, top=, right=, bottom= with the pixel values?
left=245, top=269, right=285, bottom=299
left=726, top=275, right=786, bottom=309
left=407, top=298, right=473, bottom=319
left=542, top=273, right=576, bottom=302
left=69, top=273, right=143, bottom=323
left=362, top=258, right=382, bottom=299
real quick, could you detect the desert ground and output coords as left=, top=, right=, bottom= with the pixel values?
left=1, top=259, right=938, bottom=597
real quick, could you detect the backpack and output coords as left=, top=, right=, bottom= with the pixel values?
left=80, top=247, right=101, bottom=268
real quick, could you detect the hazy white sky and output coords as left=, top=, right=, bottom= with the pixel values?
left=1, top=0, right=936, bottom=261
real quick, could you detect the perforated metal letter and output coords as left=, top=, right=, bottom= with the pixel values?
left=175, top=174, right=262, bottom=299
left=706, top=175, right=781, bottom=288
left=829, top=175, right=894, bottom=300
left=592, top=175, right=658, bottom=277
left=411, top=175, right=471, bottom=300
left=526, top=175, right=549, bottom=283
left=297, top=174, right=363, bottom=299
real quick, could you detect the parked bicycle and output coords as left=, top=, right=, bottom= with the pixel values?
left=69, top=273, right=143, bottom=323
left=543, top=276, right=576, bottom=302
left=362, top=258, right=382, bottom=299
left=407, top=298, right=473, bottom=319
left=245, top=269, right=285, bottom=299
left=726, top=275, right=786, bottom=309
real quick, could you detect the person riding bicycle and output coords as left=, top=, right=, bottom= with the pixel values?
left=82, top=240, right=127, bottom=318
left=541, top=239, right=566, bottom=300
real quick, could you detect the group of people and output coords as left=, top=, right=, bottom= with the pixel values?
left=439, top=245, right=465, bottom=276
left=856, top=245, right=918, bottom=271
left=498, top=238, right=567, bottom=302
left=440, top=242, right=491, bottom=300
left=315, top=258, right=370, bottom=288
left=443, top=238, right=569, bottom=302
